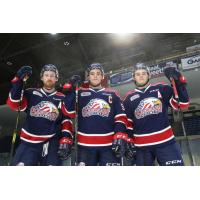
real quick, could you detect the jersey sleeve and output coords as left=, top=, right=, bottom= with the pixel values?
left=113, top=92, right=129, bottom=135
left=61, top=91, right=76, bottom=118
left=61, top=116, right=74, bottom=139
left=123, top=94, right=134, bottom=137
left=161, top=83, right=189, bottom=110
left=60, top=93, right=75, bottom=139
left=6, top=79, right=29, bottom=111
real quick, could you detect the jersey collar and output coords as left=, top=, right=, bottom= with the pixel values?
left=135, top=83, right=151, bottom=93
left=89, top=87, right=105, bottom=93
left=40, top=88, right=57, bottom=96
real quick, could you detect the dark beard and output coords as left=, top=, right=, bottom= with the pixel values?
left=43, top=81, right=55, bottom=90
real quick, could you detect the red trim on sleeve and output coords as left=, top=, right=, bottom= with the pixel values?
left=11, top=76, right=20, bottom=83
left=62, top=120, right=74, bottom=134
left=61, top=102, right=76, bottom=118
left=170, top=98, right=189, bottom=110
left=6, top=96, right=28, bottom=111
left=115, top=114, right=128, bottom=126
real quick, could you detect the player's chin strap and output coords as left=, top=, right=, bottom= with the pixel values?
left=171, top=78, right=195, bottom=166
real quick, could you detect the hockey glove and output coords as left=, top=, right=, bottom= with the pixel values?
left=61, top=75, right=81, bottom=94
left=62, top=82, right=73, bottom=94
left=16, top=66, right=32, bottom=80
left=164, top=66, right=187, bottom=86
left=69, top=74, right=81, bottom=86
left=11, top=66, right=32, bottom=84
left=112, top=132, right=128, bottom=158
left=58, top=137, right=73, bottom=160
left=125, top=137, right=136, bottom=161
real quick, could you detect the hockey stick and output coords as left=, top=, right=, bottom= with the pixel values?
left=8, top=78, right=27, bottom=165
left=74, top=84, right=79, bottom=166
left=171, top=78, right=195, bottom=166
left=120, top=147, right=124, bottom=166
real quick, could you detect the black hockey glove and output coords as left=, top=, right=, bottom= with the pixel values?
left=125, top=137, right=136, bottom=161
left=61, top=75, right=81, bottom=94
left=58, top=137, right=73, bottom=160
left=69, top=74, right=81, bottom=86
left=16, top=66, right=32, bottom=80
left=112, top=132, right=128, bottom=158
left=164, top=66, right=187, bottom=86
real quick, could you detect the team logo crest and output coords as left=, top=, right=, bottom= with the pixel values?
left=82, top=98, right=111, bottom=117
left=30, top=101, right=59, bottom=121
left=135, top=97, right=162, bottom=119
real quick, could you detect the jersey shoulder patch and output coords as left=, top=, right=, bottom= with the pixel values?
left=123, top=89, right=136, bottom=100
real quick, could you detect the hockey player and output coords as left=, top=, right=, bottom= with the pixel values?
left=7, top=64, right=73, bottom=166
left=62, top=63, right=130, bottom=166
left=123, top=64, right=189, bottom=166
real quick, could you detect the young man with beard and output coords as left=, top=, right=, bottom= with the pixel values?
left=62, top=63, right=130, bottom=166
left=123, top=64, right=190, bottom=166
left=7, top=64, right=73, bottom=165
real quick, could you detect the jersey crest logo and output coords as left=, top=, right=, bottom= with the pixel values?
left=82, top=98, right=111, bottom=117
left=135, top=97, right=162, bottom=119
left=33, top=91, right=43, bottom=97
left=30, top=101, right=59, bottom=121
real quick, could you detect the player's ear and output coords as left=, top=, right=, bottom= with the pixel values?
left=86, top=74, right=90, bottom=81
left=132, top=73, right=135, bottom=81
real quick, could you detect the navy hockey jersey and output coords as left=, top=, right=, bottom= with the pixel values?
left=62, top=87, right=128, bottom=147
left=123, top=82, right=189, bottom=148
left=7, top=79, right=73, bottom=143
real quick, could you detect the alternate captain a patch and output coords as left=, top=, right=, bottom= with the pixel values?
left=135, top=97, right=162, bottom=119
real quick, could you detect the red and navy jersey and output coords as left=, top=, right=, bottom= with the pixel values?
left=63, top=87, right=128, bottom=148
left=7, top=80, right=73, bottom=144
left=123, top=82, right=189, bottom=148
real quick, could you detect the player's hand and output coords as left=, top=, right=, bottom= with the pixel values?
left=164, top=66, right=186, bottom=85
left=112, top=132, right=128, bottom=158
left=61, top=75, right=81, bottom=94
left=69, top=75, right=81, bottom=85
left=16, top=66, right=32, bottom=81
left=61, top=82, right=73, bottom=94
left=58, top=137, right=73, bottom=160
left=125, top=137, right=136, bottom=161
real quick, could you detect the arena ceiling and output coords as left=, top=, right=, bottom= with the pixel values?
left=0, top=33, right=200, bottom=105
